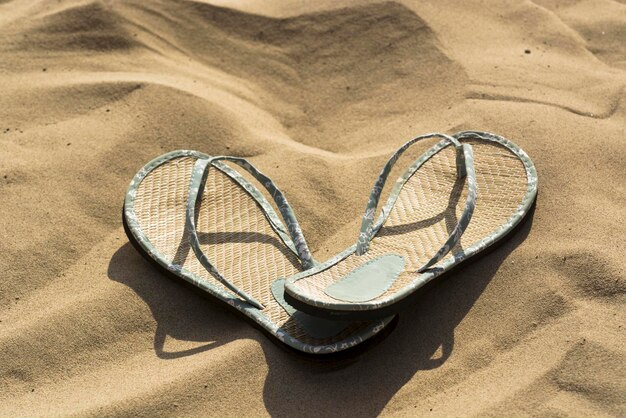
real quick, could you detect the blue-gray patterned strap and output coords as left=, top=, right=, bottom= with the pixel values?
left=356, top=134, right=477, bottom=272
left=356, top=133, right=463, bottom=255
left=417, top=143, right=476, bottom=272
left=186, top=156, right=313, bottom=309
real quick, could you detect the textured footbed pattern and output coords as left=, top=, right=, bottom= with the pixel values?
left=288, top=137, right=532, bottom=307
left=130, top=155, right=380, bottom=347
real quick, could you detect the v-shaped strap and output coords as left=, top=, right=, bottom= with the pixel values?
left=355, top=133, right=477, bottom=273
left=185, top=156, right=313, bottom=309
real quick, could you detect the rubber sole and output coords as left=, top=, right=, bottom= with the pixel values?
left=122, top=206, right=398, bottom=361
left=284, top=198, right=537, bottom=321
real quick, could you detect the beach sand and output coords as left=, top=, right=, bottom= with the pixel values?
left=1, top=0, right=625, bottom=416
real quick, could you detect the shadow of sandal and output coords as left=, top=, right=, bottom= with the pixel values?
left=107, top=203, right=533, bottom=413
left=108, top=243, right=248, bottom=359
left=261, top=207, right=535, bottom=417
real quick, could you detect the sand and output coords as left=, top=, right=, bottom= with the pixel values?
left=1, top=0, right=625, bottom=416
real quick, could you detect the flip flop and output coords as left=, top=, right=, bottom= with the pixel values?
left=123, top=150, right=395, bottom=355
left=284, top=131, right=538, bottom=320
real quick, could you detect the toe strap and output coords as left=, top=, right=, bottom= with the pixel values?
left=356, top=134, right=477, bottom=273
left=418, top=143, right=477, bottom=272
left=185, top=156, right=314, bottom=309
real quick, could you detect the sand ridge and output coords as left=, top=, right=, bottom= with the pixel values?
left=1, top=0, right=624, bottom=416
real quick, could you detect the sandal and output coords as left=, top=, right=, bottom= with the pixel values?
left=123, top=150, right=395, bottom=355
left=284, top=131, right=537, bottom=319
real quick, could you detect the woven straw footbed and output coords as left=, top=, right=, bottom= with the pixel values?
left=132, top=156, right=371, bottom=346
left=291, top=138, right=530, bottom=305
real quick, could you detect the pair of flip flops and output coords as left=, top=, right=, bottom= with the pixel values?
left=123, top=131, right=537, bottom=356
